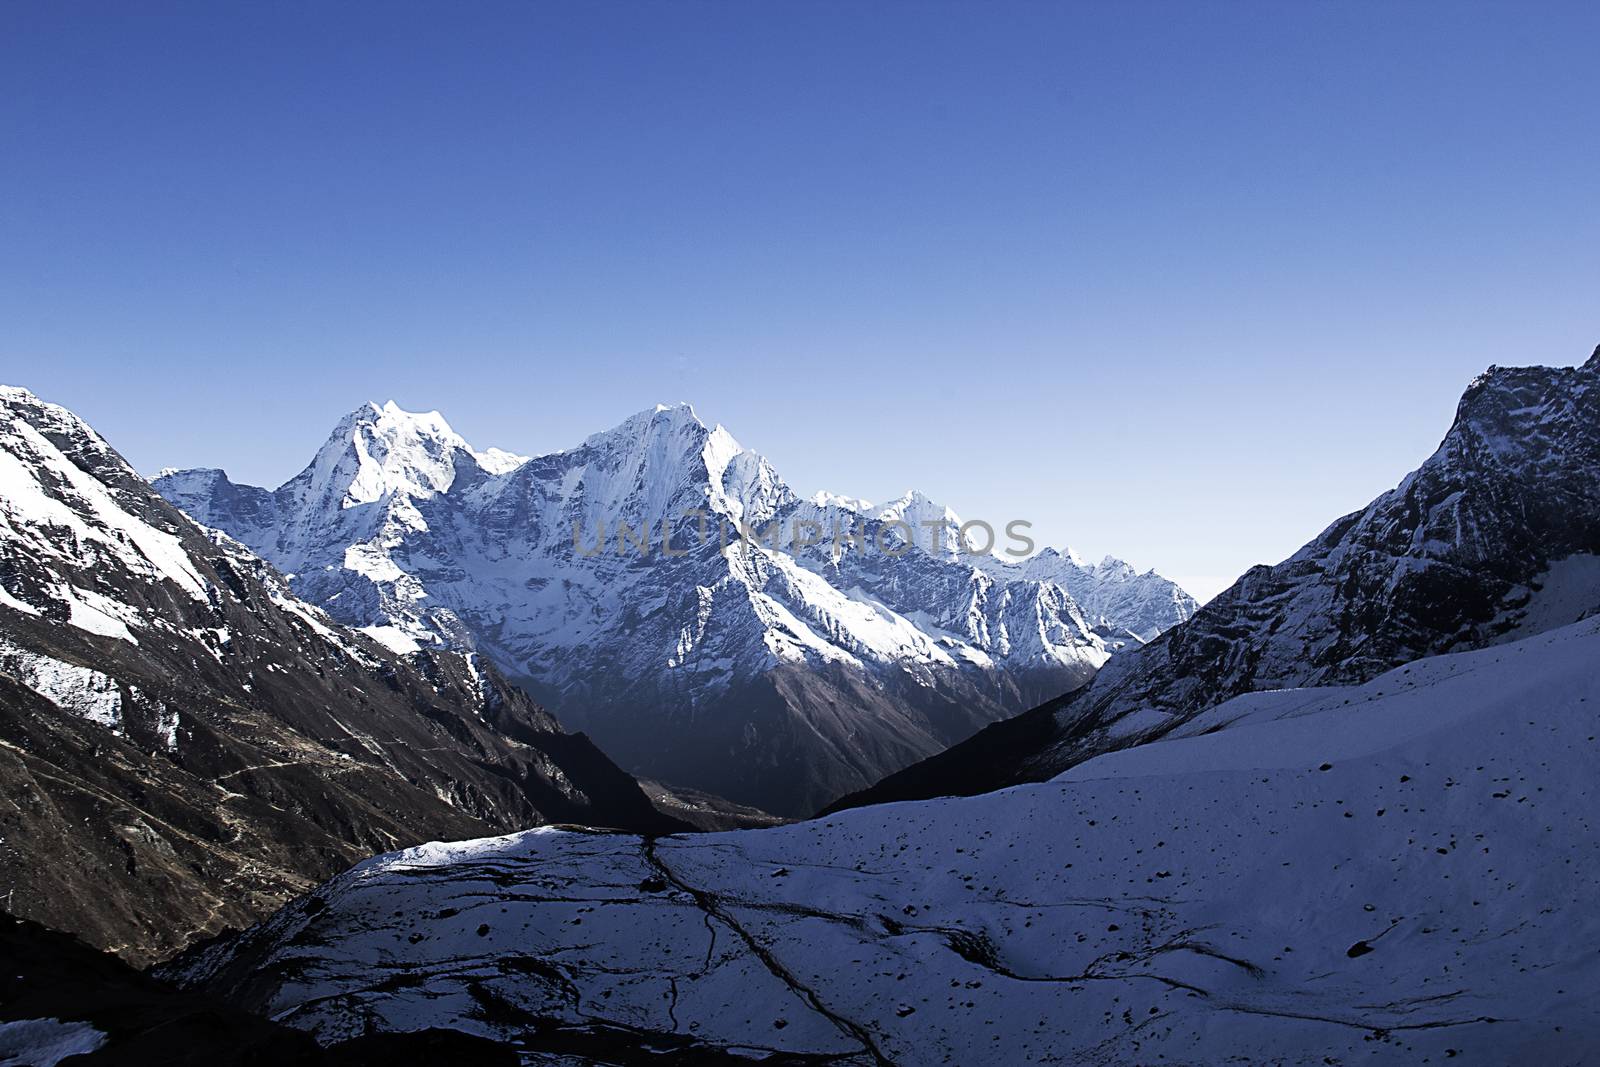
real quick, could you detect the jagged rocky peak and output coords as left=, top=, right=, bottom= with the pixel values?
left=1445, top=351, right=1598, bottom=459
left=152, top=465, right=226, bottom=491
left=574, top=401, right=724, bottom=466
left=2, top=386, right=129, bottom=485
left=0, top=386, right=212, bottom=619
left=809, top=489, right=872, bottom=512
left=1093, top=555, right=1138, bottom=580
left=554, top=401, right=794, bottom=527
left=873, top=489, right=968, bottom=555
left=1010, top=545, right=1197, bottom=643
left=1030, top=545, right=1088, bottom=567
left=281, top=399, right=526, bottom=513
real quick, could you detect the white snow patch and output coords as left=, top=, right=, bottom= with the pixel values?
left=0, top=582, right=39, bottom=616
left=1493, top=552, right=1600, bottom=644
left=360, top=625, right=422, bottom=655
left=0, top=419, right=207, bottom=600
left=0, top=1018, right=108, bottom=1067
left=1104, top=705, right=1173, bottom=740
left=60, top=586, right=141, bottom=644
left=0, top=640, right=122, bottom=729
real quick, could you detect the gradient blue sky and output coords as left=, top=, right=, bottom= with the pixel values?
left=4, top=2, right=1598, bottom=600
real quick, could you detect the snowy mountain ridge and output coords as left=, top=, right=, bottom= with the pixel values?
left=836, top=347, right=1600, bottom=810
left=157, top=400, right=1195, bottom=814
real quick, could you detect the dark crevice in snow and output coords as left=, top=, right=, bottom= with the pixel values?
left=640, top=837, right=895, bottom=1066
left=1215, top=1001, right=1498, bottom=1035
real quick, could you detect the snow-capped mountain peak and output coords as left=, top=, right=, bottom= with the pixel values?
left=1093, top=554, right=1139, bottom=580
left=578, top=400, right=699, bottom=446
left=1009, top=546, right=1197, bottom=642
left=474, top=446, right=529, bottom=475
left=156, top=399, right=1194, bottom=814
left=809, top=490, right=872, bottom=512
left=873, top=489, right=967, bottom=556
left=1029, top=545, right=1090, bottom=569
left=546, top=401, right=793, bottom=529
left=283, top=400, right=511, bottom=513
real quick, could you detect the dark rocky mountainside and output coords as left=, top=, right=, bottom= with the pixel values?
left=832, top=348, right=1600, bottom=811
left=0, top=387, right=678, bottom=965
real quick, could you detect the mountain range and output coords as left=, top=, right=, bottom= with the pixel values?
left=138, top=346, right=1600, bottom=1065
left=832, top=347, right=1600, bottom=810
left=154, top=402, right=1194, bottom=815
left=4, top=349, right=1600, bottom=1064
left=0, top=386, right=676, bottom=965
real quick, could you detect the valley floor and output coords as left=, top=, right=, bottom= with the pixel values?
left=166, top=616, right=1600, bottom=1064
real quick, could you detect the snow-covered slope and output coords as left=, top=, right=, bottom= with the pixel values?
left=0, top=387, right=676, bottom=964
left=838, top=348, right=1600, bottom=809
left=157, top=401, right=1191, bottom=815
left=168, top=613, right=1600, bottom=1064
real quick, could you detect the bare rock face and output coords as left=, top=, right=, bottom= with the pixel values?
left=157, top=402, right=1192, bottom=816
left=833, top=350, right=1600, bottom=809
left=0, top=387, right=678, bottom=964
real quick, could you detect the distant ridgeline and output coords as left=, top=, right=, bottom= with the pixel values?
left=156, top=400, right=1195, bottom=815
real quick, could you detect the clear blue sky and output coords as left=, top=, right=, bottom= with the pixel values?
left=4, top=2, right=1598, bottom=600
